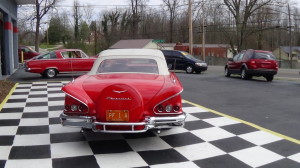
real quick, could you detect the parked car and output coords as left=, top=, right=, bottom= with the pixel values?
left=60, top=49, right=186, bottom=133
left=24, top=49, right=96, bottom=78
left=161, top=50, right=208, bottom=74
left=225, top=49, right=278, bottom=81
left=18, top=45, right=40, bottom=61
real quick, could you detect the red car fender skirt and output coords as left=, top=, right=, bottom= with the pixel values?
left=96, top=83, right=144, bottom=122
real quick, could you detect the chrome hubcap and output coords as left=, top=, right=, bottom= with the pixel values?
left=187, top=66, right=192, bottom=73
left=47, top=69, right=55, bottom=77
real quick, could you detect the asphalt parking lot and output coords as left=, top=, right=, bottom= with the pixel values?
left=1, top=66, right=300, bottom=168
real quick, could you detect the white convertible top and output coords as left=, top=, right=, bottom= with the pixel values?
left=88, top=49, right=170, bottom=75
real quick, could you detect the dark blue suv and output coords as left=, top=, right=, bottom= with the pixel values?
left=161, top=50, right=208, bottom=74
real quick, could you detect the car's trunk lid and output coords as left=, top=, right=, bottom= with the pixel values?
left=82, top=73, right=165, bottom=122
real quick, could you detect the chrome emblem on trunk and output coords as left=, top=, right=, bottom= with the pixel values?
left=113, top=90, right=127, bottom=93
left=106, top=97, right=131, bottom=100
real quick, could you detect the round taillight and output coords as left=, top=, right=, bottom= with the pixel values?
left=64, top=105, right=70, bottom=111
left=157, top=105, right=164, bottom=112
left=78, top=104, right=87, bottom=112
left=165, top=105, right=172, bottom=112
left=71, top=105, right=78, bottom=111
left=173, top=105, right=180, bottom=112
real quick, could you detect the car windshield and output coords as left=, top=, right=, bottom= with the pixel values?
left=181, top=51, right=196, bottom=59
left=253, top=52, right=276, bottom=60
left=97, top=58, right=159, bottom=74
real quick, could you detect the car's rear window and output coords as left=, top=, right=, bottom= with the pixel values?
left=97, top=58, right=159, bottom=74
left=253, top=52, right=276, bottom=60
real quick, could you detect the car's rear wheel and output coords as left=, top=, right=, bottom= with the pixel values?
left=241, top=68, right=249, bottom=80
left=44, top=68, right=57, bottom=78
left=265, top=75, right=274, bottom=82
left=186, top=65, right=194, bottom=74
left=225, top=67, right=231, bottom=77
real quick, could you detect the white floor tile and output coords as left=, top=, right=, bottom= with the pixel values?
left=0, top=126, right=18, bottom=135
left=230, top=146, right=284, bottom=167
left=51, top=141, right=93, bottom=158
left=49, top=124, right=81, bottom=134
left=19, top=118, right=49, bottom=126
left=3, top=102, right=26, bottom=108
left=9, top=95, right=28, bottom=99
left=48, top=111, right=62, bottom=118
left=29, top=91, right=48, bottom=95
left=182, top=107, right=209, bottom=113
left=48, top=93, right=65, bottom=98
left=23, top=106, right=48, bottom=113
left=150, top=161, right=199, bottom=168
left=185, top=113, right=201, bottom=122
left=0, top=146, right=12, bottom=160
left=288, top=152, right=300, bottom=163
left=13, top=134, right=50, bottom=146
left=0, top=113, right=22, bottom=119
left=191, top=127, right=235, bottom=142
left=13, top=89, right=30, bottom=92
left=48, top=101, right=64, bottom=106
left=126, top=137, right=172, bottom=151
left=158, top=127, right=189, bottom=136
left=5, top=159, right=52, bottom=168
left=26, top=98, right=48, bottom=102
left=95, top=152, right=148, bottom=168
left=238, top=131, right=282, bottom=145
left=175, top=142, right=226, bottom=161
left=203, top=117, right=240, bottom=127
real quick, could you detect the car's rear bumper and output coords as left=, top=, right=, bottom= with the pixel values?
left=60, top=112, right=186, bottom=133
left=247, top=69, right=277, bottom=76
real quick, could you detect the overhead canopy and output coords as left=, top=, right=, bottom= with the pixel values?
left=15, top=0, right=35, bottom=5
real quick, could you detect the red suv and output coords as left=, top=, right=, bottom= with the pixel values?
left=225, top=49, right=278, bottom=82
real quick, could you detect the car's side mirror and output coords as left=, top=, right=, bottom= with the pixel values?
left=228, top=58, right=233, bottom=61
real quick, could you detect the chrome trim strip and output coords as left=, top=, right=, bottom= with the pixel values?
left=153, top=89, right=184, bottom=115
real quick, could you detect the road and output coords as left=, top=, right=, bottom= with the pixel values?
left=177, top=66, right=300, bottom=140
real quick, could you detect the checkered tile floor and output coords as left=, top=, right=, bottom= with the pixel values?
left=1, top=82, right=300, bottom=168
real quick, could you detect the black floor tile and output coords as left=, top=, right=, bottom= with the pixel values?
left=160, top=132, right=204, bottom=147
left=0, top=119, right=20, bottom=126
left=138, top=149, right=188, bottom=165
left=184, top=120, right=214, bottom=131
left=52, top=156, right=99, bottom=168
left=262, top=140, right=300, bottom=157
left=22, top=112, right=48, bottom=118
left=0, top=108, right=23, bottom=113
left=221, top=123, right=257, bottom=135
left=88, top=140, right=133, bottom=154
left=49, top=97, right=65, bottom=101
left=210, top=136, right=255, bottom=153
left=191, top=112, right=220, bottom=119
left=0, top=136, right=14, bottom=146
left=122, top=131, right=156, bottom=139
left=28, top=94, right=48, bottom=98
left=49, top=106, right=64, bottom=111
left=50, top=132, right=86, bottom=143
left=0, top=160, right=6, bottom=168
left=258, top=158, right=300, bottom=168
left=17, top=125, right=49, bottom=134
left=26, top=102, right=48, bottom=107
left=49, top=117, right=61, bottom=125
left=9, top=145, right=51, bottom=159
left=194, top=154, right=251, bottom=168
left=6, top=99, right=26, bottom=103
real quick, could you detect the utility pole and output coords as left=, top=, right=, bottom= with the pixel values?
left=188, top=0, right=193, bottom=55
left=288, top=4, right=292, bottom=69
left=202, top=0, right=205, bottom=61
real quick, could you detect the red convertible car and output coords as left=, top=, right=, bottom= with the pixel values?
left=60, top=49, right=186, bottom=133
left=24, top=49, right=96, bottom=78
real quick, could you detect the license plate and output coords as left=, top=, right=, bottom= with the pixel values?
left=106, top=110, right=129, bottom=122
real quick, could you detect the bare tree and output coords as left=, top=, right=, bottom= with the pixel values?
left=34, top=0, right=57, bottom=52
left=223, top=0, right=281, bottom=54
left=162, top=0, right=182, bottom=42
left=73, top=0, right=82, bottom=42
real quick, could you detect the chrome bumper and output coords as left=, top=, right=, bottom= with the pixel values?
left=59, top=113, right=186, bottom=133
